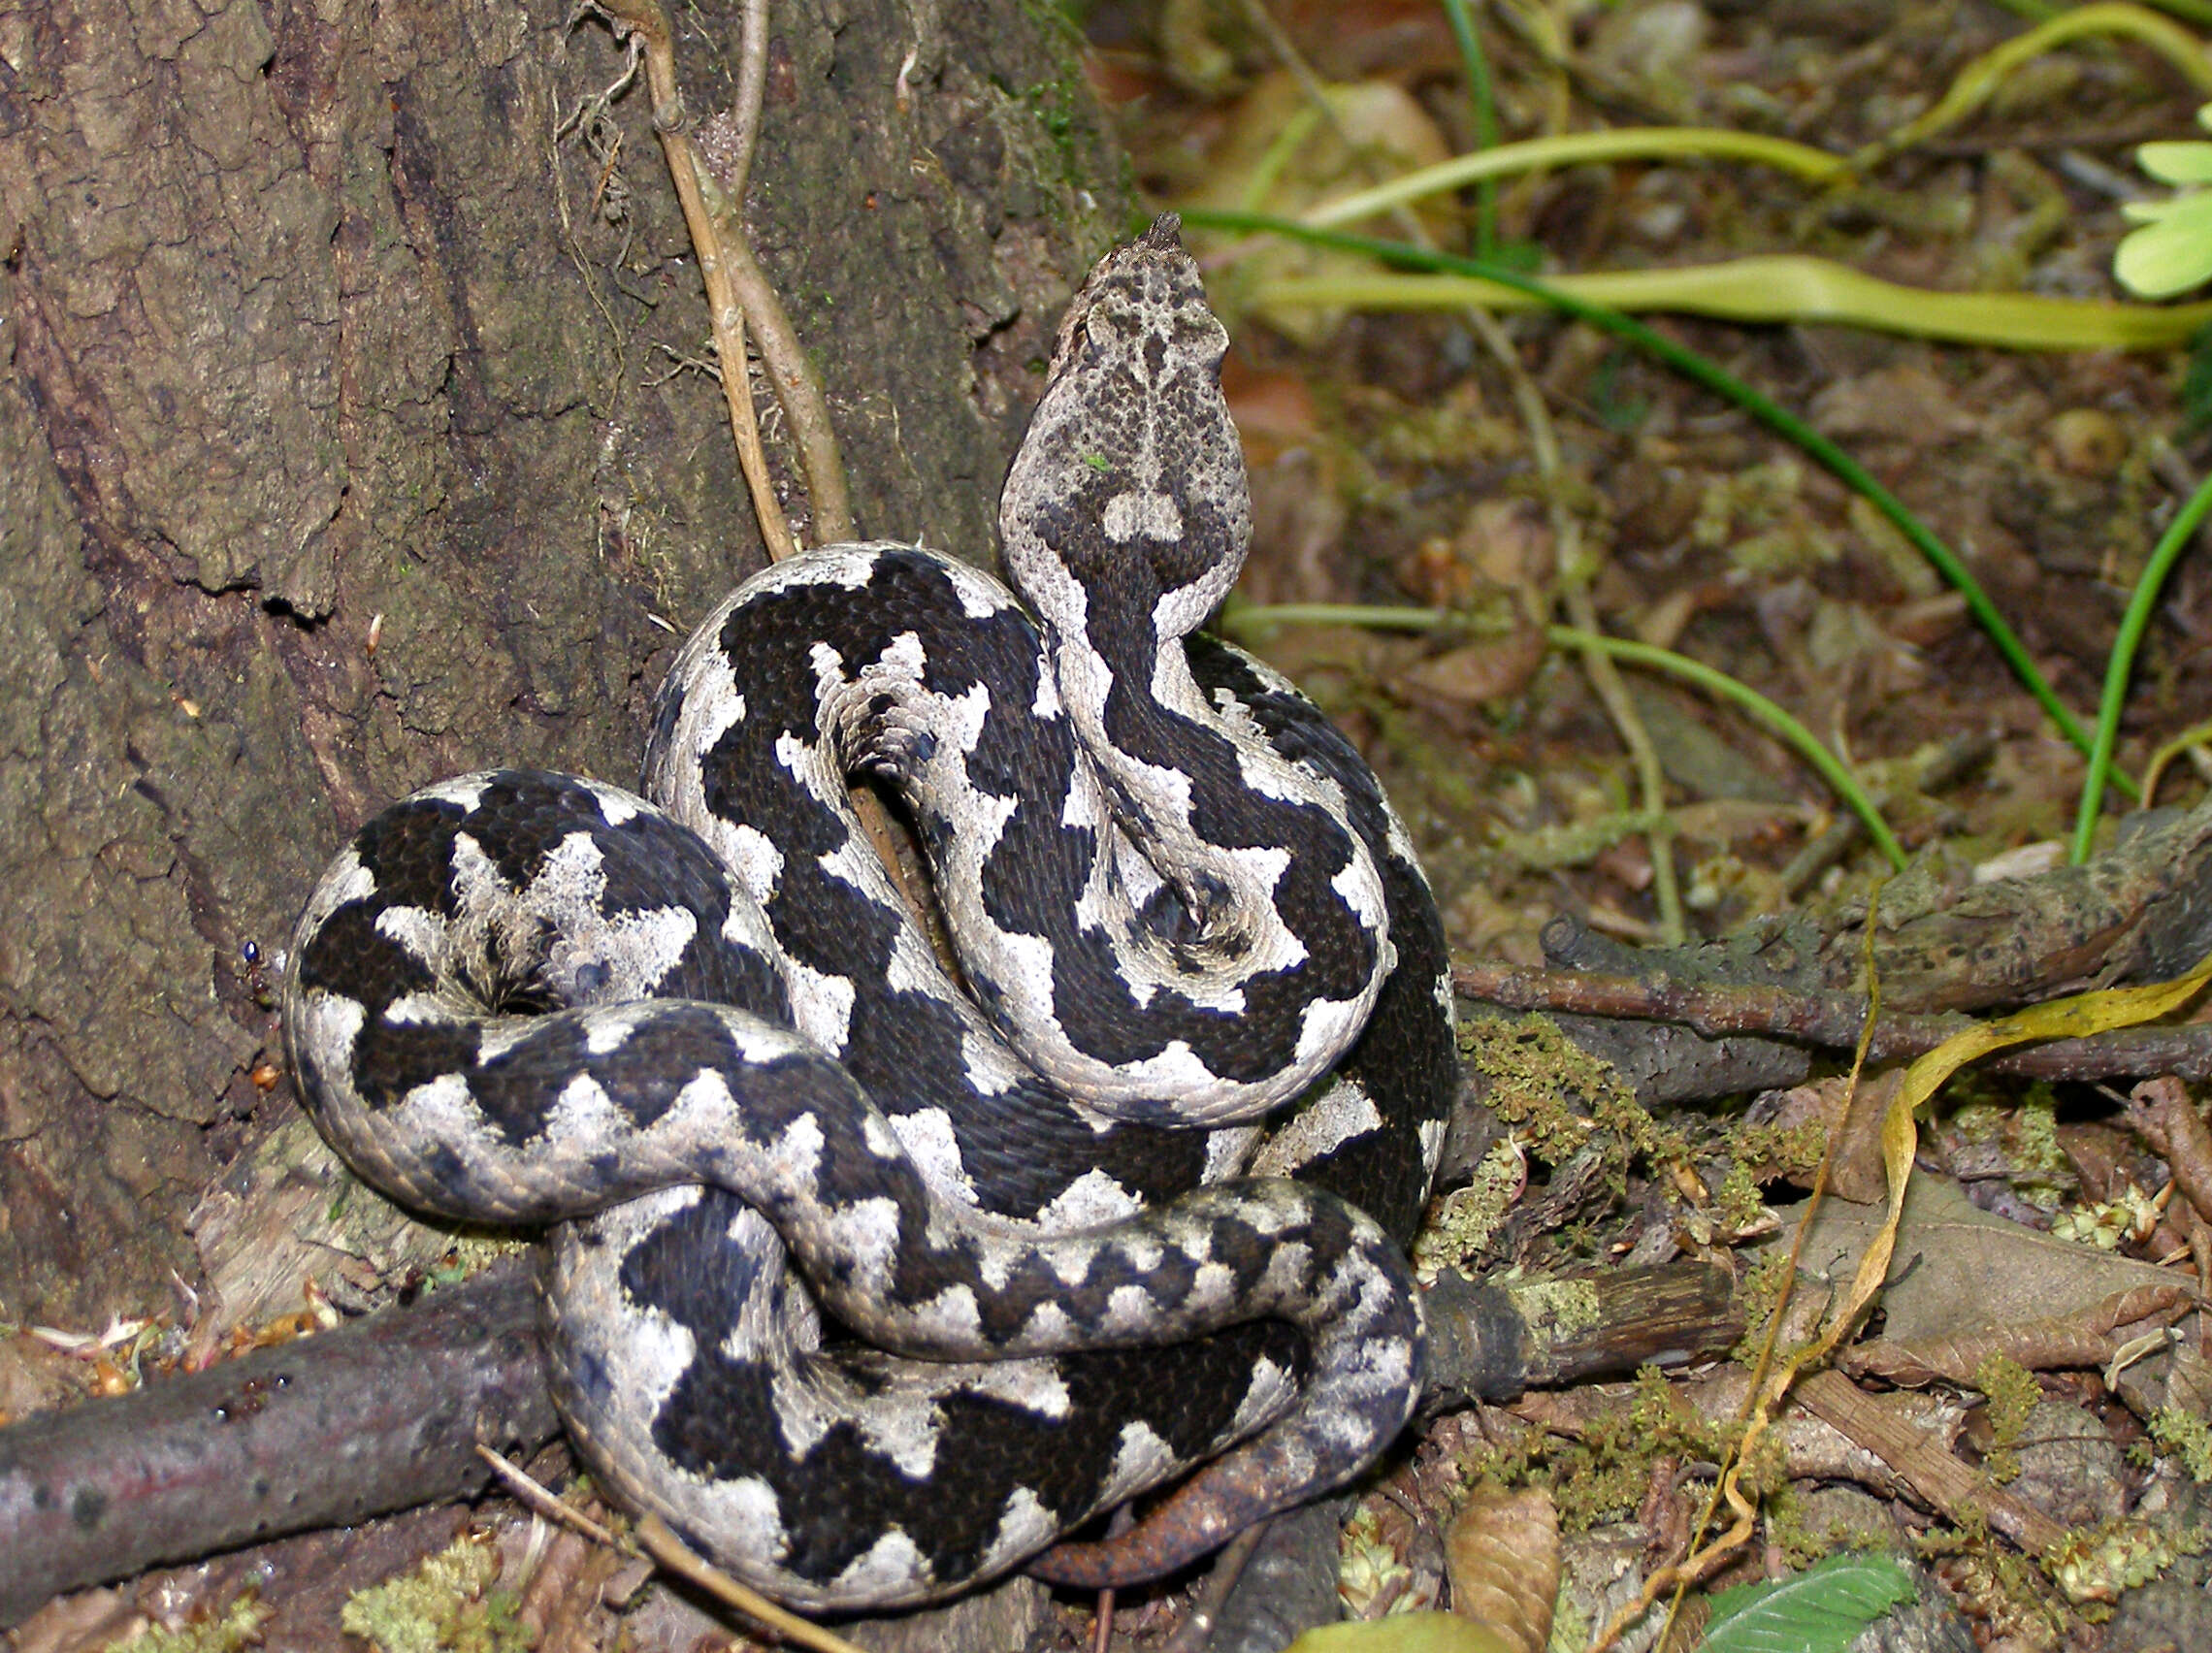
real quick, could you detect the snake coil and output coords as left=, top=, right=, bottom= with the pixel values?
left=283, top=217, right=1458, bottom=1608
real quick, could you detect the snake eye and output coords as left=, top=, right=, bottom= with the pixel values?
left=1085, top=307, right=1125, bottom=349
left=1172, top=313, right=1227, bottom=369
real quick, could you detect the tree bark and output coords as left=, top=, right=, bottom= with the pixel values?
left=0, top=0, right=1127, bottom=1325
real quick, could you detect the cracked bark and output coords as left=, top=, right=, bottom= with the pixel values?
left=0, top=0, right=1126, bottom=1326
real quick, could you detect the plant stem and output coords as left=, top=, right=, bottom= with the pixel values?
left=1860, top=2, right=2212, bottom=170
left=1220, top=602, right=1908, bottom=872
left=1302, top=128, right=1849, bottom=229
left=1187, top=208, right=2128, bottom=797
left=2071, top=470, right=2212, bottom=861
left=1550, top=629, right=1906, bottom=871
left=1435, top=0, right=1504, bottom=258
left=1252, top=262, right=2212, bottom=351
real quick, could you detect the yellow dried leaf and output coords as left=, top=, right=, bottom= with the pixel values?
left=1187, top=71, right=1452, bottom=344
left=1800, top=951, right=2212, bottom=1376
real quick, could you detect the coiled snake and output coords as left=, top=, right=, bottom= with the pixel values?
left=283, top=216, right=1458, bottom=1609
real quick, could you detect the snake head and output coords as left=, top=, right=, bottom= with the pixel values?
left=1000, top=214, right=1252, bottom=650
left=1059, top=214, right=1229, bottom=376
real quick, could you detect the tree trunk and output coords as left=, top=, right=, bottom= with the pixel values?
left=0, top=0, right=1128, bottom=1325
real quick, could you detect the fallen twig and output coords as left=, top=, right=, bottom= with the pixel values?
left=635, top=1513, right=867, bottom=1653
left=1795, top=1370, right=2067, bottom=1558
left=1160, top=1519, right=1270, bottom=1653
left=474, top=1443, right=617, bottom=1546
left=1456, top=959, right=2212, bottom=1082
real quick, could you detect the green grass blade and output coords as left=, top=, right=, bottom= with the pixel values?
left=1434, top=0, right=1502, bottom=258
left=1219, top=601, right=1909, bottom=872
left=2071, top=469, right=2212, bottom=860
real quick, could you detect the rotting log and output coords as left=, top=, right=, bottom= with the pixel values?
left=0, top=1262, right=552, bottom=1624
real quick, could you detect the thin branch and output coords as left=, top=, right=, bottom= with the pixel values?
left=478, top=1448, right=873, bottom=1653
left=1453, top=959, right=2212, bottom=1081
left=726, top=0, right=770, bottom=200
left=590, top=0, right=796, bottom=561
left=720, top=231, right=853, bottom=542
left=635, top=0, right=851, bottom=545
left=1160, top=1521, right=1270, bottom=1653
left=1465, top=316, right=1685, bottom=944
left=635, top=1514, right=869, bottom=1653
left=474, top=1444, right=619, bottom=1546
left=584, top=0, right=904, bottom=934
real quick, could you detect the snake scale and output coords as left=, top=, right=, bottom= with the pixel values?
left=282, top=216, right=1459, bottom=1609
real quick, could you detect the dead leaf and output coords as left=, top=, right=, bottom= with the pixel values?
left=2042, top=408, right=2128, bottom=479
left=2131, top=1075, right=2212, bottom=1229
left=1458, top=499, right=1553, bottom=600
left=1396, top=629, right=1547, bottom=710
left=7, top=1589, right=143, bottom=1653
left=1795, top=1172, right=2193, bottom=1348
left=1844, top=1280, right=2192, bottom=1385
left=1799, top=957, right=2212, bottom=1370
left=1808, top=365, right=1979, bottom=444
left=1222, top=357, right=1321, bottom=457
left=1769, top=1069, right=1900, bottom=1207
left=1190, top=71, right=1451, bottom=344
left=1444, top=1484, right=1558, bottom=1653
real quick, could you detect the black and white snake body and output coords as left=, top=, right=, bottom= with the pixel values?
left=283, top=217, right=1458, bottom=1609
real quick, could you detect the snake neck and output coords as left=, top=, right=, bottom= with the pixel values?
left=1000, top=216, right=1249, bottom=890
left=997, top=217, right=1388, bottom=1035
left=1001, top=214, right=1250, bottom=644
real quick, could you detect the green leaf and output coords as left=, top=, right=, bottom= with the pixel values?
left=2116, top=188, right=2212, bottom=299
left=1701, top=1554, right=1917, bottom=1653
left=2137, top=141, right=2212, bottom=185
left=1285, top=1614, right=1516, bottom=1653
